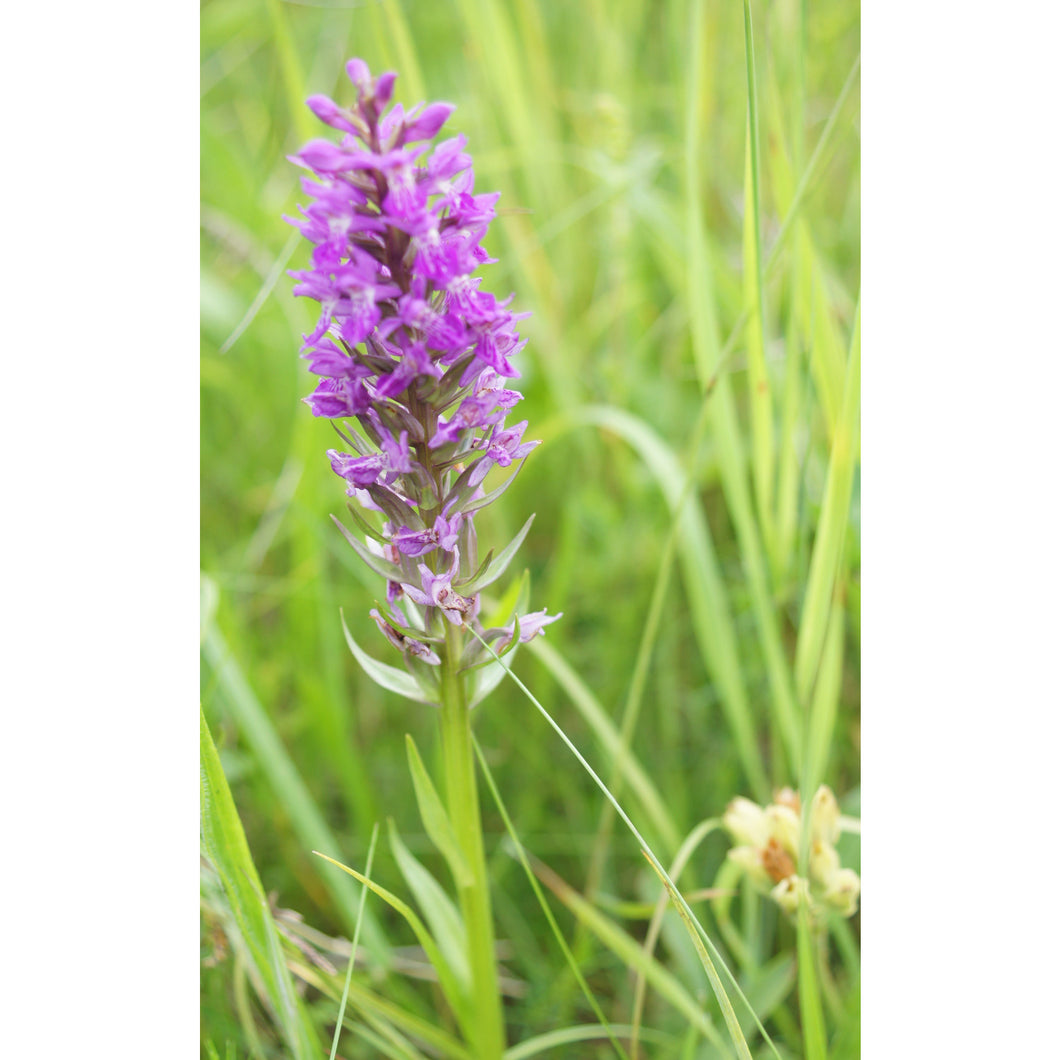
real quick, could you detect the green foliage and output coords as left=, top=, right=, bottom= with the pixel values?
left=201, top=0, right=860, bottom=1054
left=200, top=709, right=321, bottom=1058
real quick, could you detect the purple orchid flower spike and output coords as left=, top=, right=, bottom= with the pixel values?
left=288, top=57, right=559, bottom=689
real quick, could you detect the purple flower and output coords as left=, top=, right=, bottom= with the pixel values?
left=496, top=609, right=563, bottom=651
left=289, top=57, right=557, bottom=670
left=401, top=550, right=476, bottom=626
left=468, top=420, right=540, bottom=487
left=392, top=509, right=463, bottom=557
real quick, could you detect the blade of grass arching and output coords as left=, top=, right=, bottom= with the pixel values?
left=528, top=637, right=681, bottom=852
left=741, top=0, right=777, bottom=564
left=505, top=1025, right=666, bottom=1060
left=219, top=229, right=301, bottom=356
left=200, top=622, right=387, bottom=956
left=329, top=822, right=379, bottom=1060
left=571, top=405, right=770, bottom=800
left=796, top=903, right=828, bottom=1060
left=794, top=294, right=860, bottom=705
left=345, top=1017, right=426, bottom=1060
left=472, top=735, right=630, bottom=1060
left=200, top=710, right=321, bottom=1060
left=264, top=0, right=315, bottom=143
left=469, top=628, right=775, bottom=1060
left=530, top=853, right=732, bottom=1056
left=314, top=852, right=477, bottom=1047
left=630, top=818, right=721, bottom=1060
left=292, top=960, right=473, bottom=1060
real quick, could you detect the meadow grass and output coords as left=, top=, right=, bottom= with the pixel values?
left=201, top=0, right=860, bottom=1055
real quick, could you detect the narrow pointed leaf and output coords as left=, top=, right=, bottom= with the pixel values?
left=332, top=515, right=405, bottom=581
left=387, top=820, right=471, bottom=994
left=405, top=735, right=473, bottom=888
left=457, top=514, right=535, bottom=594
left=341, top=611, right=435, bottom=703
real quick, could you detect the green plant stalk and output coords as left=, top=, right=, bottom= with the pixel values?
left=439, top=624, right=505, bottom=1059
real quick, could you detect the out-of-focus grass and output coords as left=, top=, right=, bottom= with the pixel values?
left=201, top=0, right=859, bottom=1054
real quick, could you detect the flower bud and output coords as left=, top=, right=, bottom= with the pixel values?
left=770, top=874, right=810, bottom=915
left=723, top=796, right=770, bottom=848
left=810, top=785, right=841, bottom=846
left=822, top=868, right=861, bottom=917
left=765, top=803, right=801, bottom=857
left=808, top=838, right=840, bottom=887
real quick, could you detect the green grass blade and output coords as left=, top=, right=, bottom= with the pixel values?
left=365, top=0, right=425, bottom=103
left=630, top=818, right=721, bottom=1060
left=505, top=1025, right=662, bottom=1060
left=264, top=0, right=314, bottom=142
left=200, top=709, right=321, bottom=1059
left=329, top=822, right=380, bottom=1060
left=741, top=0, right=776, bottom=557
left=219, top=230, right=301, bottom=356
left=200, top=621, right=386, bottom=954
left=684, top=0, right=723, bottom=391
left=794, top=294, right=860, bottom=704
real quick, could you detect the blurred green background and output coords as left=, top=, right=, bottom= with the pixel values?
left=201, top=0, right=859, bottom=1054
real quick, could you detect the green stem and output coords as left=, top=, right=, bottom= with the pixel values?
left=439, top=623, right=505, bottom=1058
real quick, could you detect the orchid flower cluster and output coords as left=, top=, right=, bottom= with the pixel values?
left=723, top=786, right=861, bottom=921
left=287, top=58, right=558, bottom=697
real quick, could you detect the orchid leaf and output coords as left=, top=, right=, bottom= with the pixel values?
left=341, top=611, right=435, bottom=704
left=457, top=515, right=535, bottom=594
left=332, top=515, right=405, bottom=581
left=405, top=735, right=474, bottom=888
left=387, top=820, right=471, bottom=995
